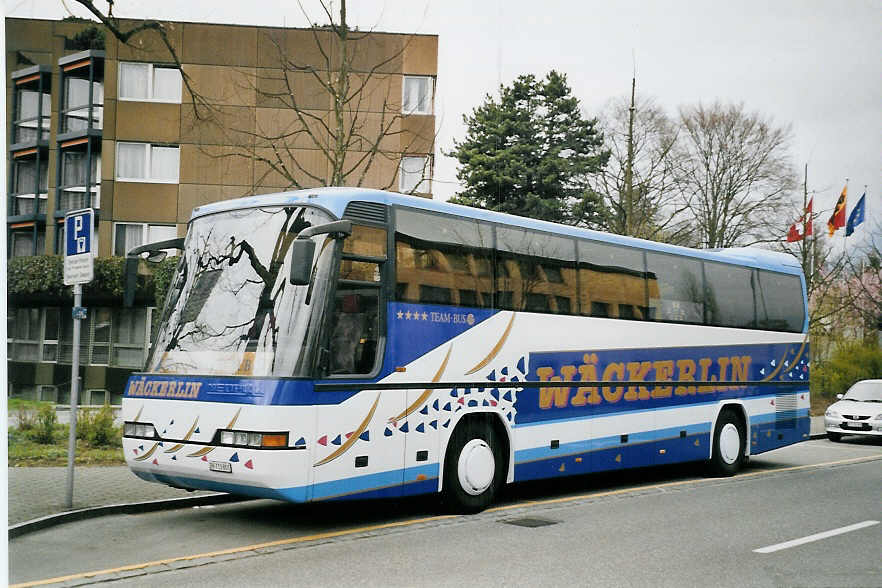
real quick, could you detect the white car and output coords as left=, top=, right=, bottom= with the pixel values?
left=824, top=379, right=882, bottom=441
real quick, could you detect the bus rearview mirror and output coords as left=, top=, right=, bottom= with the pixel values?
left=289, top=240, right=316, bottom=285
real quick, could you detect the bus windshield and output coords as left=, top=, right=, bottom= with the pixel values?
left=147, top=205, right=336, bottom=377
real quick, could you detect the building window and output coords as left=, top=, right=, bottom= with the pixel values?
left=113, top=223, right=178, bottom=257
left=11, top=156, right=48, bottom=215
left=10, top=230, right=45, bottom=258
left=112, top=308, right=149, bottom=368
left=9, top=308, right=42, bottom=361
left=119, top=62, right=182, bottom=103
left=402, top=76, right=433, bottom=114
left=13, top=87, right=50, bottom=143
left=399, top=156, right=431, bottom=193
left=116, top=142, right=180, bottom=183
left=62, top=76, right=103, bottom=132
left=58, top=150, right=100, bottom=212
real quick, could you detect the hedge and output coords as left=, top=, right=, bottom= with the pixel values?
left=7, top=255, right=179, bottom=308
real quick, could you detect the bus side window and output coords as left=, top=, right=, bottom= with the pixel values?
left=327, top=224, right=386, bottom=376
left=328, top=288, right=379, bottom=375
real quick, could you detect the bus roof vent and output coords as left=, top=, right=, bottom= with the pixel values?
left=343, top=201, right=387, bottom=225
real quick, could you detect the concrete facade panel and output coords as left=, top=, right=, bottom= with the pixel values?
left=180, top=144, right=222, bottom=185
left=253, top=147, right=327, bottom=188
left=182, top=64, right=256, bottom=106
left=97, top=219, right=112, bottom=257
left=103, top=59, right=117, bottom=100
left=344, top=111, right=402, bottom=153
left=347, top=34, right=403, bottom=75
left=181, top=104, right=255, bottom=146
left=254, top=69, right=330, bottom=111
left=401, top=114, right=435, bottom=155
left=222, top=185, right=255, bottom=201
left=257, top=28, right=332, bottom=70
left=102, top=98, right=116, bottom=141
left=113, top=182, right=178, bottom=222
left=101, top=140, right=115, bottom=180
left=100, top=179, right=114, bottom=218
left=177, top=183, right=222, bottom=222
left=348, top=73, right=400, bottom=114
left=5, top=19, right=53, bottom=62
left=114, top=19, right=183, bottom=62
left=254, top=107, right=328, bottom=150
left=342, top=152, right=398, bottom=191
left=403, top=35, right=439, bottom=75
left=116, top=101, right=181, bottom=143
left=183, top=23, right=257, bottom=66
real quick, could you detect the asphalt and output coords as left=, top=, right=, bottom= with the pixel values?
left=7, top=416, right=829, bottom=537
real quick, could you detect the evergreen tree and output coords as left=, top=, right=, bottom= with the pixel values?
left=449, top=71, right=609, bottom=225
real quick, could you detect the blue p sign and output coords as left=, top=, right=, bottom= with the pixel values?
left=66, top=211, right=93, bottom=257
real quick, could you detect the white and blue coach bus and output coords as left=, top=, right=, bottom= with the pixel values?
left=122, top=188, right=810, bottom=512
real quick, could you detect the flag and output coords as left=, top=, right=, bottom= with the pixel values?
left=846, top=192, right=866, bottom=236
left=803, top=198, right=813, bottom=236
left=786, top=197, right=814, bottom=242
left=827, top=185, right=847, bottom=236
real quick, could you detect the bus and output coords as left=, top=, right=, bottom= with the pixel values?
left=122, top=187, right=810, bottom=512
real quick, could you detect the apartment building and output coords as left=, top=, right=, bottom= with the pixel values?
left=6, top=17, right=438, bottom=402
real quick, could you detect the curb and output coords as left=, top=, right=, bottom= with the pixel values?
left=8, top=493, right=253, bottom=539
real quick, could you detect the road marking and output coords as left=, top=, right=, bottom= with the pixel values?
left=754, top=520, right=880, bottom=554
left=11, top=454, right=882, bottom=588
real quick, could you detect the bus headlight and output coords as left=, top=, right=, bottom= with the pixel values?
left=124, top=422, right=157, bottom=438
left=216, top=429, right=289, bottom=449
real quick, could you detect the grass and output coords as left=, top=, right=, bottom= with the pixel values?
left=8, top=436, right=126, bottom=467
left=8, top=407, right=127, bottom=467
left=7, top=397, right=54, bottom=411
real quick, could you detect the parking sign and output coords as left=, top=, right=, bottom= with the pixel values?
left=63, top=208, right=95, bottom=285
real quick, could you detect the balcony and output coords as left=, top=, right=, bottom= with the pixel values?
left=10, top=66, right=51, bottom=152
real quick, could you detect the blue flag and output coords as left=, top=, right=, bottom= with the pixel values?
left=845, top=192, right=866, bottom=236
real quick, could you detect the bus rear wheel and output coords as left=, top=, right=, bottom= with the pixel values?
left=442, top=418, right=504, bottom=513
left=709, top=409, right=746, bottom=476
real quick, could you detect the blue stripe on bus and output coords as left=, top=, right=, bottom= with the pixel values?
left=514, top=422, right=712, bottom=465
left=312, top=463, right=439, bottom=501
left=134, top=462, right=440, bottom=504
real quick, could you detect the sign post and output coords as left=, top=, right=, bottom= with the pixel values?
left=63, top=208, right=95, bottom=509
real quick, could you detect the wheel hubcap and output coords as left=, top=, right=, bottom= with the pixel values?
left=719, top=423, right=741, bottom=465
left=457, top=439, right=495, bottom=495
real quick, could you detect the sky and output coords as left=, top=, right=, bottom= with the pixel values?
left=5, top=0, right=881, bottom=248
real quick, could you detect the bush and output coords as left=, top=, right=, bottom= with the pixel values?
left=813, top=340, right=882, bottom=404
left=29, top=404, right=59, bottom=445
left=78, top=405, right=121, bottom=448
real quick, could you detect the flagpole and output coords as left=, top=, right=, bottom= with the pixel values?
left=802, top=164, right=808, bottom=276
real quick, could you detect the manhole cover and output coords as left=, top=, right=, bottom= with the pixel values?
left=502, top=517, right=559, bottom=528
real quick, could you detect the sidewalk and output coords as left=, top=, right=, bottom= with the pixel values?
left=7, top=416, right=829, bottom=532
left=7, top=466, right=218, bottom=527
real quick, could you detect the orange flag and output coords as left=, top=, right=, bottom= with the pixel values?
left=827, top=186, right=847, bottom=236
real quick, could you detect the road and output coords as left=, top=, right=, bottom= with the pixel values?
left=10, top=437, right=881, bottom=587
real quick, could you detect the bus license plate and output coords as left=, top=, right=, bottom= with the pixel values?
left=209, top=461, right=232, bottom=473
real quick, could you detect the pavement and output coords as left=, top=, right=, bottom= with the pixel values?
left=7, top=416, right=829, bottom=536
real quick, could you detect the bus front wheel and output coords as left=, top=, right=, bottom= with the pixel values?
left=442, top=418, right=504, bottom=513
left=709, top=409, right=746, bottom=476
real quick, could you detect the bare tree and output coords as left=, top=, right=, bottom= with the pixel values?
left=591, top=80, right=691, bottom=244
left=229, top=1, right=435, bottom=192
left=676, top=102, right=797, bottom=248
